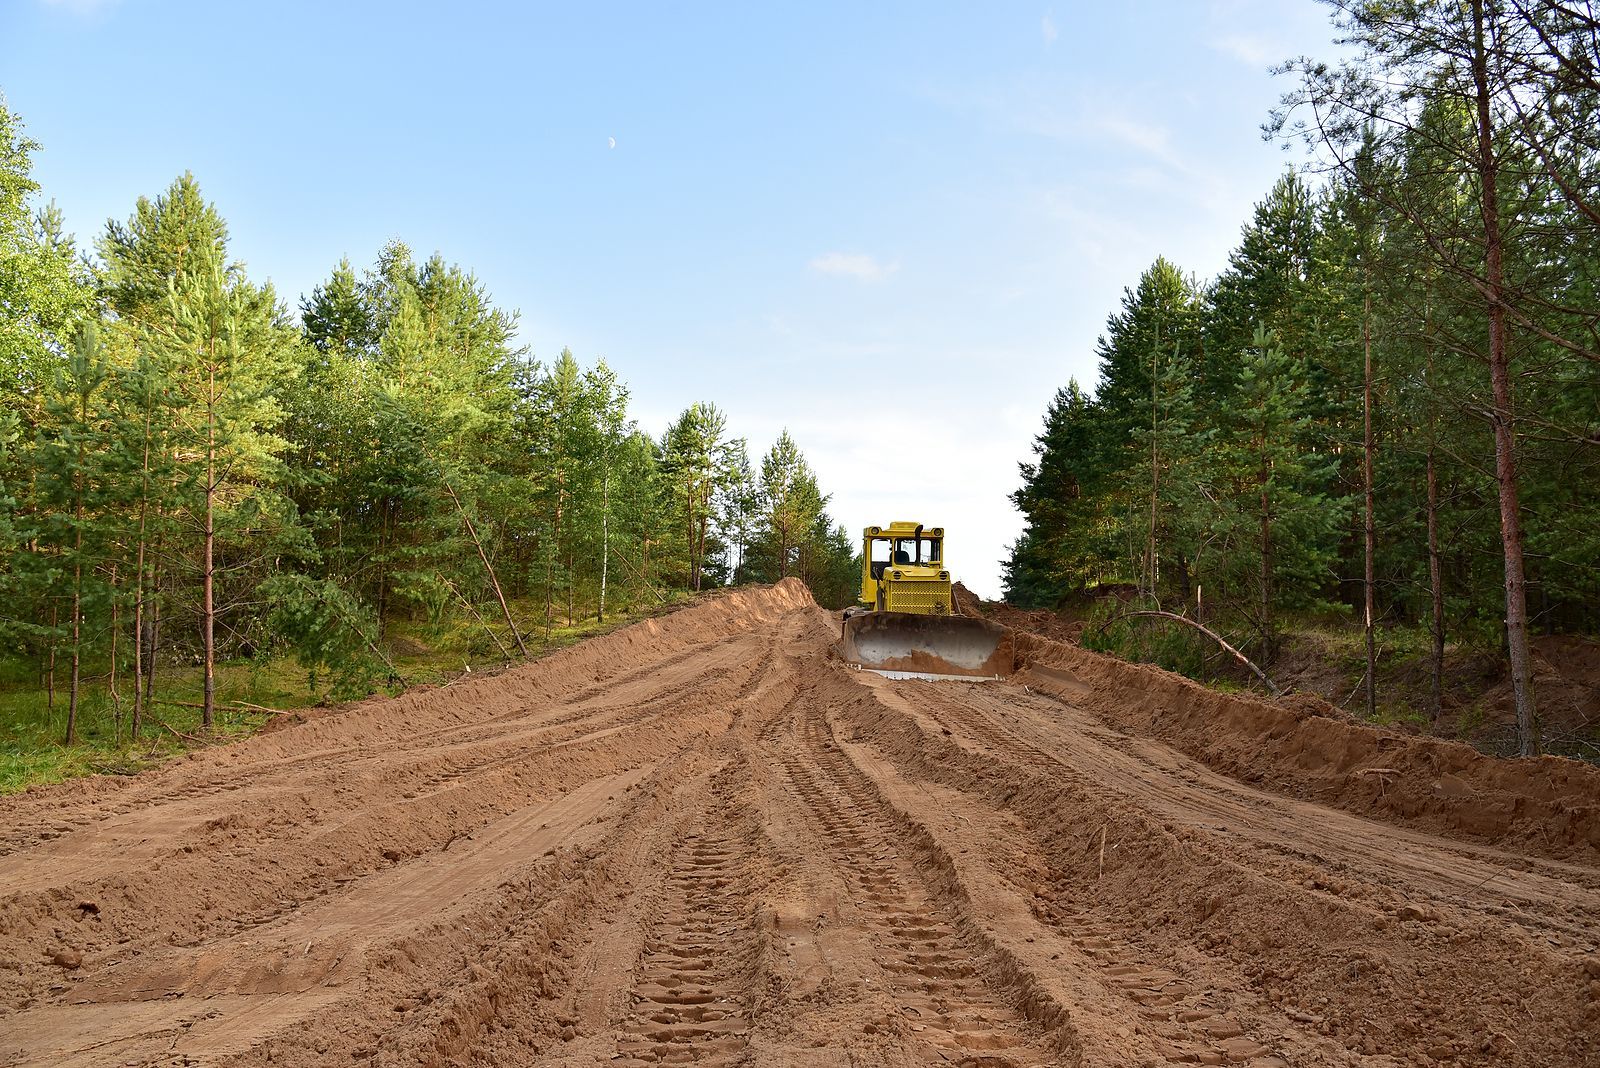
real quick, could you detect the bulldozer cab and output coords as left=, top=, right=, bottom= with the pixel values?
left=860, top=523, right=948, bottom=611
left=868, top=531, right=942, bottom=581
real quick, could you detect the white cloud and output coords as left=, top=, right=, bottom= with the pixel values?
left=1210, top=32, right=1278, bottom=67
left=1041, top=13, right=1058, bottom=46
left=1092, top=113, right=1175, bottom=162
left=808, top=252, right=899, bottom=282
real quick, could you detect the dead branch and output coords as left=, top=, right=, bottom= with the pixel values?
left=442, top=576, right=513, bottom=663
left=442, top=479, right=529, bottom=656
left=1096, top=609, right=1282, bottom=696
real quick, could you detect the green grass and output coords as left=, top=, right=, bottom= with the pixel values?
left=0, top=658, right=309, bottom=794
left=0, top=592, right=693, bottom=796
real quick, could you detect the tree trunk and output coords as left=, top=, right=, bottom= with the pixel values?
left=445, top=576, right=512, bottom=662
left=445, top=480, right=528, bottom=656
left=67, top=552, right=82, bottom=747
left=1472, top=0, right=1539, bottom=756
left=132, top=392, right=156, bottom=739
left=545, top=490, right=559, bottom=643
left=144, top=562, right=160, bottom=709
left=1362, top=289, right=1377, bottom=721
left=1425, top=334, right=1446, bottom=730
left=132, top=459, right=149, bottom=739
left=375, top=503, right=391, bottom=632
left=1259, top=452, right=1274, bottom=660
left=46, top=602, right=57, bottom=712
left=108, top=566, right=122, bottom=741
left=1426, top=447, right=1445, bottom=727
left=65, top=426, right=88, bottom=747
left=687, top=490, right=699, bottom=591
left=598, top=469, right=609, bottom=623
left=203, top=361, right=217, bottom=730
left=1148, top=318, right=1161, bottom=599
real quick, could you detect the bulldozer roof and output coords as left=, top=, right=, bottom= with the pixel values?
left=865, top=522, right=944, bottom=536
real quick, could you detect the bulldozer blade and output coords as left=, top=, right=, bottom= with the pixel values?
left=840, top=611, right=1015, bottom=681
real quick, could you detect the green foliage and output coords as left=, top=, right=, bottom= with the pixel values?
left=261, top=574, right=383, bottom=699
left=754, top=430, right=826, bottom=578
left=1081, top=599, right=1216, bottom=681
left=1009, top=114, right=1596, bottom=670
left=1213, top=327, right=1346, bottom=654
left=659, top=402, right=743, bottom=591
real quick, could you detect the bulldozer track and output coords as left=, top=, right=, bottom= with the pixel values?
left=774, top=695, right=1050, bottom=1066
left=612, top=822, right=758, bottom=1065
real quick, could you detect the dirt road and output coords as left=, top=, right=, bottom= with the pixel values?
left=2, top=581, right=1597, bottom=1067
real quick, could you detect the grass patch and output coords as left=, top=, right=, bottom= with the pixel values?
left=0, top=592, right=693, bottom=796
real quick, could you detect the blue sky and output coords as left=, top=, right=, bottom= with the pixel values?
left=3, top=0, right=1338, bottom=597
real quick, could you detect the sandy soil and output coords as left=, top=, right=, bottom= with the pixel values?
left=1, top=580, right=1596, bottom=1067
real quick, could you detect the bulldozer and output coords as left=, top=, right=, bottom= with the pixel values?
left=839, top=522, right=1014, bottom=680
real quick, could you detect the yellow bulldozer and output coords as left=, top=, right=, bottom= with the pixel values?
left=839, top=522, right=1014, bottom=680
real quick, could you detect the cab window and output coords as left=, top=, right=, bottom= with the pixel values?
left=891, top=538, right=941, bottom=565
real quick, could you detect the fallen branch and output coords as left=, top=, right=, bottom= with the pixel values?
left=149, top=716, right=208, bottom=744
left=150, top=698, right=212, bottom=712
left=152, top=697, right=285, bottom=715
left=233, top=701, right=297, bottom=717
left=87, top=761, right=139, bottom=777
left=442, top=478, right=529, bottom=657
left=442, top=576, right=513, bottom=663
left=608, top=544, right=670, bottom=605
left=1096, top=609, right=1281, bottom=696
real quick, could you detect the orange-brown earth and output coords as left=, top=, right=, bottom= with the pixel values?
left=1, top=581, right=1597, bottom=1067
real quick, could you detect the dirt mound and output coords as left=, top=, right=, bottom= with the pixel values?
left=1014, top=631, right=1600, bottom=862
left=824, top=668, right=1599, bottom=1066
left=952, top=581, right=988, bottom=617
left=954, top=582, right=1084, bottom=643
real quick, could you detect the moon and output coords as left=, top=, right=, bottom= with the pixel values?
left=608, top=136, right=616, bottom=149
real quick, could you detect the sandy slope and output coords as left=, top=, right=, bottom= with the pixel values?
left=0, top=580, right=1595, bottom=1067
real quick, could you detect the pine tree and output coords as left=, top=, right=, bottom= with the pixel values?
left=717, top=445, right=760, bottom=587
left=34, top=323, right=113, bottom=743
left=1269, top=0, right=1600, bottom=753
left=585, top=360, right=631, bottom=621
left=1215, top=327, right=1345, bottom=658
left=756, top=430, right=826, bottom=581
left=1006, top=380, right=1113, bottom=605
left=301, top=257, right=373, bottom=358
left=106, top=338, right=182, bottom=737
left=1206, top=173, right=1318, bottom=398
left=157, top=250, right=302, bottom=726
left=660, top=403, right=742, bottom=591
left=1, top=105, right=96, bottom=438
